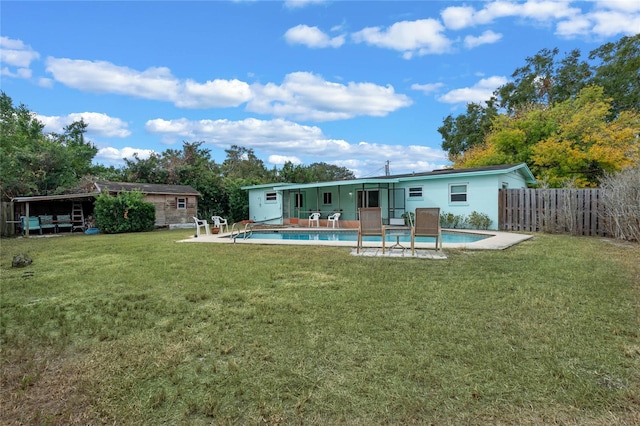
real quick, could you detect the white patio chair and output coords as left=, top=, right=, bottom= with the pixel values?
left=327, top=212, right=341, bottom=228
left=309, top=212, right=320, bottom=227
left=193, top=216, right=210, bottom=237
left=211, top=215, right=229, bottom=233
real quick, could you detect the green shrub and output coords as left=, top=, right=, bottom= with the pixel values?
left=468, top=211, right=492, bottom=230
left=440, top=212, right=468, bottom=229
left=94, top=190, right=156, bottom=234
left=401, top=212, right=415, bottom=226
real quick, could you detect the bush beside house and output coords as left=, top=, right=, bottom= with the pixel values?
left=94, top=191, right=155, bottom=234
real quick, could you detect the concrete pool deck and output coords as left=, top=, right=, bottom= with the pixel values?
left=177, top=227, right=533, bottom=253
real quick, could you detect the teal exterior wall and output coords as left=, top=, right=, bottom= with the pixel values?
left=243, top=165, right=535, bottom=230
left=246, top=184, right=285, bottom=224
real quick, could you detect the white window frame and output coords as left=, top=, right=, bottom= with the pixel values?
left=449, top=183, right=468, bottom=203
left=323, top=192, right=332, bottom=205
left=295, top=193, right=304, bottom=208
left=408, top=186, right=423, bottom=198
left=177, top=197, right=187, bottom=209
left=265, top=191, right=277, bottom=202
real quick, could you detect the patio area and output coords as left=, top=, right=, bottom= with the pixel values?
left=177, top=227, right=534, bottom=255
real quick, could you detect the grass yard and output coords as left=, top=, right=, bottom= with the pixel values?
left=1, top=230, right=639, bottom=425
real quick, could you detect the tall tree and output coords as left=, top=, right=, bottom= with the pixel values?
left=438, top=101, right=498, bottom=162
left=456, top=86, right=640, bottom=187
left=123, top=153, right=168, bottom=184
left=221, top=145, right=270, bottom=180
left=306, top=162, right=355, bottom=182
left=279, top=161, right=310, bottom=183
left=0, top=92, right=97, bottom=199
left=531, top=86, right=640, bottom=187
left=588, top=34, right=640, bottom=116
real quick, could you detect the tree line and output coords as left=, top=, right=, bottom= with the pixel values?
left=0, top=93, right=353, bottom=222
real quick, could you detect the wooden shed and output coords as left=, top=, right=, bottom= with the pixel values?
left=94, top=182, right=200, bottom=227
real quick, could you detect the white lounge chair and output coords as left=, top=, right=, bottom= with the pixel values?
left=309, top=212, right=320, bottom=227
left=193, top=216, right=210, bottom=237
left=327, top=212, right=341, bottom=228
left=211, top=215, right=229, bottom=233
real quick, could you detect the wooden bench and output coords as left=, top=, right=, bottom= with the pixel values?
left=39, top=215, right=56, bottom=233
left=56, top=214, right=73, bottom=232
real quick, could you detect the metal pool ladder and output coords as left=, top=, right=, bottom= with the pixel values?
left=230, top=222, right=253, bottom=243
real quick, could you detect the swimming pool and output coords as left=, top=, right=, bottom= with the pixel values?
left=239, top=230, right=488, bottom=244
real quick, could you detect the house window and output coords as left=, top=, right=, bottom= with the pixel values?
left=408, top=187, right=423, bottom=198
left=265, top=191, right=277, bottom=202
left=295, top=193, right=304, bottom=208
left=450, top=184, right=468, bottom=203
left=323, top=192, right=332, bottom=205
left=177, top=197, right=187, bottom=209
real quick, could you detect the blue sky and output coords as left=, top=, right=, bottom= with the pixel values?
left=2, top=1, right=639, bottom=177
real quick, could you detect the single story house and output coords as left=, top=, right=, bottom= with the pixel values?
left=242, top=163, right=537, bottom=230
left=8, top=181, right=200, bottom=235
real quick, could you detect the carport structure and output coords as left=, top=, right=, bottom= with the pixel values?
left=10, top=192, right=96, bottom=236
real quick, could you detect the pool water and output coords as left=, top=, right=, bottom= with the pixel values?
left=242, top=230, right=489, bottom=244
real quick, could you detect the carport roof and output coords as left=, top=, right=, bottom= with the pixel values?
left=12, top=192, right=98, bottom=203
left=94, top=181, right=200, bottom=195
left=12, top=181, right=200, bottom=203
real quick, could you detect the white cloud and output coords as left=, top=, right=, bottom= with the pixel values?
left=44, top=58, right=407, bottom=121
left=0, top=36, right=40, bottom=80
left=588, top=10, right=640, bottom=37
left=437, top=76, right=507, bottom=104
left=45, top=57, right=252, bottom=108
left=440, top=0, right=639, bottom=38
left=1, top=67, right=32, bottom=79
left=283, top=0, right=327, bottom=9
left=555, top=16, right=592, bottom=37
left=595, top=0, right=640, bottom=13
left=145, top=117, right=325, bottom=149
left=38, top=77, right=54, bottom=88
left=411, top=82, right=445, bottom=95
left=248, top=71, right=412, bottom=121
left=519, top=1, right=579, bottom=21
left=556, top=6, right=640, bottom=38
left=0, top=36, right=40, bottom=67
left=351, top=19, right=452, bottom=58
left=284, top=24, right=345, bottom=48
left=95, top=147, right=155, bottom=165
left=268, top=155, right=302, bottom=165
left=144, top=116, right=448, bottom=177
left=333, top=143, right=447, bottom=177
left=464, top=30, right=502, bottom=49
left=36, top=112, right=131, bottom=137
left=441, top=6, right=476, bottom=30
left=179, top=78, right=253, bottom=108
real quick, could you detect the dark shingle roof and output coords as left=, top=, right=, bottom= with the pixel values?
left=95, top=182, right=200, bottom=196
left=369, top=164, right=524, bottom=180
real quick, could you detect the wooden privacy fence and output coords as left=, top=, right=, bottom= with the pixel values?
left=499, top=188, right=607, bottom=236
left=1, top=202, right=17, bottom=237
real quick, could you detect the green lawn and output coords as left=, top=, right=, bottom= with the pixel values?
left=1, top=230, right=638, bottom=425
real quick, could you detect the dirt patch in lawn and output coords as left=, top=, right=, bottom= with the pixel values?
left=0, top=348, right=101, bottom=425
